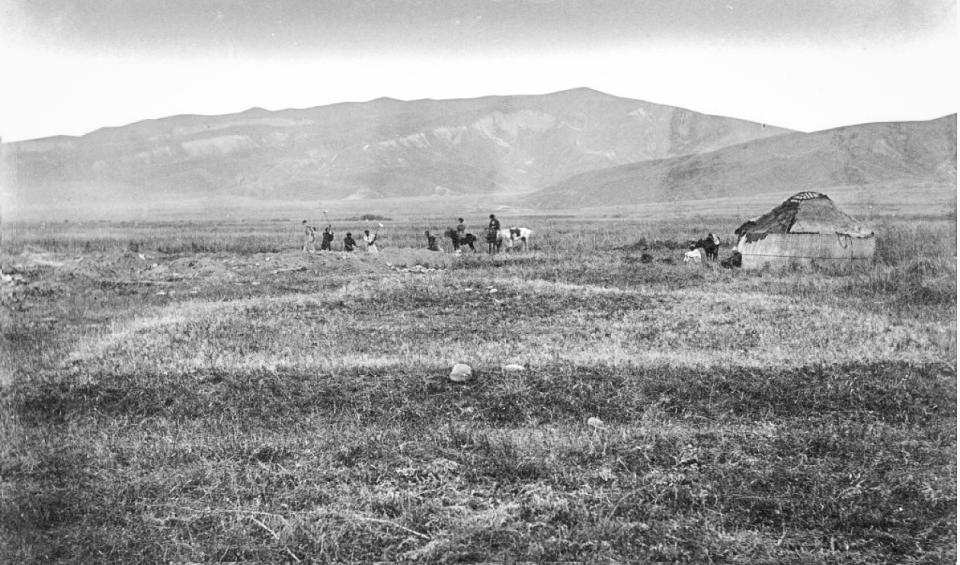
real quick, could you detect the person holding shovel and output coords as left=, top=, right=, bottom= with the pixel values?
left=316, top=209, right=334, bottom=251
left=363, top=228, right=379, bottom=253
left=320, top=225, right=334, bottom=251
left=301, top=220, right=318, bottom=253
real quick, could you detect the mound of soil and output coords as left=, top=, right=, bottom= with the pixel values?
left=3, top=247, right=465, bottom=300
left=378, top=248, right=458, bottom=270
left=616, top=239, right=685, bottom=252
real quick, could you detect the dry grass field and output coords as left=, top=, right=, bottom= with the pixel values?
left=1, top=212, right=955, bottom=563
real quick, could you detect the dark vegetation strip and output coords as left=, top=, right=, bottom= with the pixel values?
left=5, top=388, right=955, bottom=563
left=14, top=361, right=954, bottom=428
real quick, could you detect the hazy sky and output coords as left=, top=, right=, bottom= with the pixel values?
left=1, top=0, right=956, bottom=141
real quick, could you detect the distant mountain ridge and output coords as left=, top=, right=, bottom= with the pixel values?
left=5, top=88, right=790, bottom=208
left=525, top=114, right=957, bottom=209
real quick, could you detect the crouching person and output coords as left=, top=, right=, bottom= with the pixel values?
left=343, top=232, right=357, bottom=252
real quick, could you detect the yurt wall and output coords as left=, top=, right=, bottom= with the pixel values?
left=737, top=233, right=876, bottom=269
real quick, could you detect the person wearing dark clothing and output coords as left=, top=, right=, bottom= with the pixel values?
left=425, top=231, right=439, bottom=251
left=453, top=218, right=466, bottom=250
left=721, top=251, right=742, bottom=268
left=343, top=232, right=356, bottom=252
left=320, top=226, right=334, bottom=251
left=486, top=214, right=502, bottom=253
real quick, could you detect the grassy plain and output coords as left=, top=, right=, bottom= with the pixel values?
left=1, top=211, right=956, bottom=563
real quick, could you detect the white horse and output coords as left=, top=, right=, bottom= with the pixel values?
left=499, top=227, right=533, bottom=251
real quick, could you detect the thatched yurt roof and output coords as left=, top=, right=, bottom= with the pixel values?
left=735, top=192, right=873, bottom=243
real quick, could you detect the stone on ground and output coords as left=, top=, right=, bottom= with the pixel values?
left=587, top=417, right=606, bottom=429
left=449, top=363, right=473, bottom=383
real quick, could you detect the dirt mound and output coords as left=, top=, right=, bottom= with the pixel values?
left=616, top=239, right=684, bottom=252
left=378, top=248, right=458, bottom=270
left=2, top=248, right=459, bottom=297
left=158, top=251, right=395, bottom=283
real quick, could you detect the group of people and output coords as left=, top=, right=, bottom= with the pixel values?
left=686, top=233, right=743, bottom=268
left=684, top=232, right=722, bottom=262
left=427, top=214, right=503, bottom=253
left=303, top=213, right=509, bottom=255
left=302, top=220, right=379, bottom=253
left=426, top=217, right=476, bottom=253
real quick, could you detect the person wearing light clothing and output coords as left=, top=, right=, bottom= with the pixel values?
left=363, top=229, right=379, bottom=253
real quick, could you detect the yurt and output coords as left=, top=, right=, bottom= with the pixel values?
left=734, top=192, right=875, bottom=269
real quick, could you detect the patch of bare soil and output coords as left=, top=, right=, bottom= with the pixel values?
left=378, top=247, right=458, bottom=270
left=3, top=248, right=407, bottom=290
left=2, top=247, right=466, bottom=310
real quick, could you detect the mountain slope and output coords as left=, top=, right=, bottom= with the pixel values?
left=525, top=114, right=957, bottom=209
left=5, top=89, right=790, bottom=208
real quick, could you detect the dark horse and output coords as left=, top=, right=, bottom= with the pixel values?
left=444, top=228, right=478, bottom=252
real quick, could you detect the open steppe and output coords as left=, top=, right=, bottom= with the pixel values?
left=1, top=210, right=955, bottom=562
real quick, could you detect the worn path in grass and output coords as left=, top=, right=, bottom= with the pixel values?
left=2, top=236, right=956, bottom=563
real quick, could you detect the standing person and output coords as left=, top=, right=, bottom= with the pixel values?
left=320, top=225, right=334, bottom=251
left=363, top=229, right=379, bottom=253
left=425, top=230, right=439, bottom=251
left=486, top=214, right=502, bottom=254
left=301, top=220, right=318, bottom=253
left=454, top=218, right=466, bottom=251
left=343, top=232, right=357, bottom=252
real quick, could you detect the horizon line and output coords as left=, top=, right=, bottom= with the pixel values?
left=2, top=87, right=956, bottom=143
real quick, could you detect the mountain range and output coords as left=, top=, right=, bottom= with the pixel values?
left=5, top=88, right=787, bottom=208
left=527, top=114, right=956, bottom=209
left=3, top=88, right=955, bottom=214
